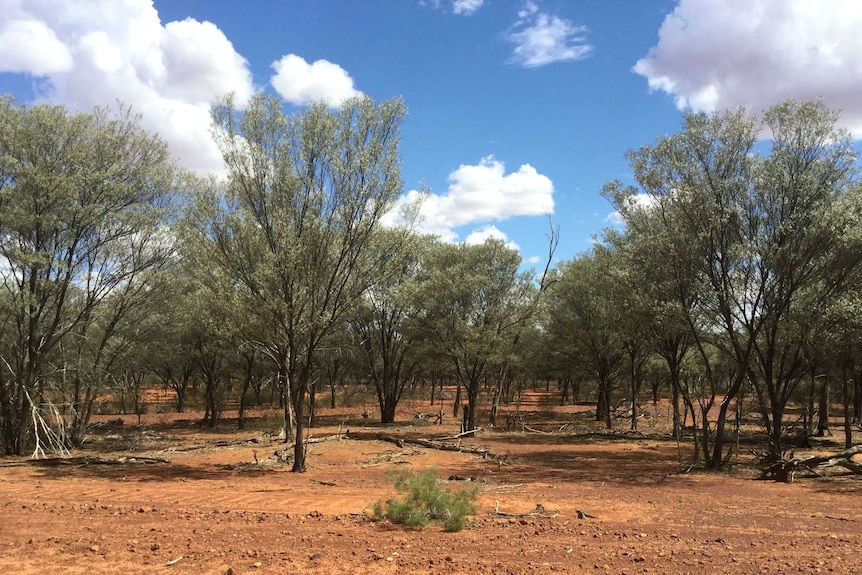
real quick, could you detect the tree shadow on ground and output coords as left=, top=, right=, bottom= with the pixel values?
left=483, top=446, right=679, bottom=486
left=23, top=457, right=286, bottom=482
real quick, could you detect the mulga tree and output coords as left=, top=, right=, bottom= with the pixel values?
left=746, top=103, right=862, bottom=457
left=187, top=94, right=408, bottom=472
left=349, top=232, right=423, bottom=424
left=145, top=273, right=200, bottom=413
left=606, top=100, right=862, bottom=466
left=0, top=98, right=178, bottom=455
left=412, top=238, right=538, bottom=432
left=546, top=250, right=624, bottom=429
left=597, top=238, right=653, bottom=430
left=605, top=107, right=761, bottom=469
left=62, top=260, right=175, bottom=441
left=602, top=216, right=698, bottom=439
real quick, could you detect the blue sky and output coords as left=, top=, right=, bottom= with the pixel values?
left=2, top=1, right=862, bottom=264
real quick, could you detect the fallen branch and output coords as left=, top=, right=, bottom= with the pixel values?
left=345, top=431, right=506, bottom=461
left=492, top=501, right=559, bottom=519
left=760, top=445, right=862, bottom=482
left=309, top=479, right=337, bottom=486
left=439, top=427, right=483, bottom=440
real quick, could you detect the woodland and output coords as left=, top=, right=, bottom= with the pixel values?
left=1, top=93, right=861, bottom=481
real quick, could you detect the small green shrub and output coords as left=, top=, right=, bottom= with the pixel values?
left=373, top=467, right=479, bottom=532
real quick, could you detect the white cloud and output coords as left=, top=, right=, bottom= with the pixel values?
left=421, top=0, right=484, bottom=15
left=452, top=0, right=484, bottom=16
left=385, top=155, right=554, bottom=245
left=464, top=225, right=520, bottom=250
left=605, top=211, right=625, bottom=226
left=635, top=0, right=862, bottom=135
left=507, top=2, right=592, bottom=67
left=0, top=19, right=73, bottom=74
left=605, top=193, right=656, bottom=226
left=271, top=54, right=362, bottom=106
left=0, top=0, right=255, bottom=174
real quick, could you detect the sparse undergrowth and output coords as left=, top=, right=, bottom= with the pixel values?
left=373, top=467, right=479, bottom=532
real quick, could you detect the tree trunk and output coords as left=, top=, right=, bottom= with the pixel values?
left=380, top=382, right=397, bottom=424
left=671, top=375, right=681, bottom=440
left=682, top=393, right=698, bottom=462
left=559, top=377, right=570, bottom=406
left=816, top=374, right=830, bottom=436
left=841, top=363, right=852, bottom=449
left=710, top=399, right=733, bottom=470
left=279, top=357, right=294, bottom=442
left=465, top=379, right=480, bottom=432
left=291, top=369, right=309, bottom=473
left=596, top=378, right=612, bottom=429
left=854, top=366, right=862, bottom=425
left=308, top=379, right=317, bottom=426
left=596, top=380, right=608, bottom=423
left=804, top=369, right=816, bottom=435
left=489, top=364, right=508, bottom=427
left=238, top=375, right=252, bottom=431
left=769, top=403, right=785, bottom=460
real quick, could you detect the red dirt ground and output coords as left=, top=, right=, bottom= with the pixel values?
left=1, top=396, right=860, bottom=575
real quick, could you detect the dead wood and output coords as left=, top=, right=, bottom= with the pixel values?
left=438, top=427, right=482, bottom=440
left=523, top=425, right=552, bottom=435
left=309, top=479, right=337, bottom=486
left=492, top=501, right=560, bottom=519
left=344, top=431, right=506, bottom=461
left=760, top=445, right=862, bottom=483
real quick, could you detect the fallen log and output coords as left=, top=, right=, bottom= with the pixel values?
left=344, top=431, right=506, bottom=461
left=795, top=445, right=862, bottom=468
left=760, top=445, right=862, bottom=483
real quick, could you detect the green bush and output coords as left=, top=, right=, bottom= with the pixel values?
left=373, top=467, right=479, bottom=532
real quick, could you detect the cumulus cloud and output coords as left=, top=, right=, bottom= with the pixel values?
left=507, top=1, right=592, bottom=67
left=0, top=19, right=73, bottom=74
left=385, top=155, right=554, bottom=245
left=0, top=0, right=254, bottom=174
left=635, top=0, right=862, bottom=135
left=464, top=225, right=520, bottom=250
left=271, top=54, right=362, bottom=106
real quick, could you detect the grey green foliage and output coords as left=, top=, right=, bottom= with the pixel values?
left=187, top=93, right=410, bottom=472
left=603, top=100, right=862, bottom=465
left=411, top=238, right=539, bottom=431
left=0, top=97, right=178, bottom=455
left=373, top=467, right=479, bottom=532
